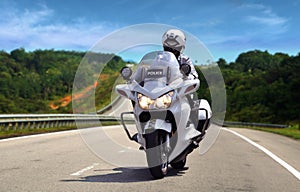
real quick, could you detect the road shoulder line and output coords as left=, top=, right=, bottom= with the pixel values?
left=223, top=128, right=300, bottom=181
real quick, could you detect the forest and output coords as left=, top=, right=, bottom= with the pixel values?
left=204, top=50, right=299, bottom=125
left=0, top=48, right=126, bottom=114
left=0, top=48, right=299, bottom=125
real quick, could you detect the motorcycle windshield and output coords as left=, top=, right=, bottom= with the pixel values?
left=132, top=51, right=183, bottom=87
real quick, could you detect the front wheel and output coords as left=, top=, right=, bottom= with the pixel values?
left=145, top=130, right=169, bottom=179
left=170, top=157, right=186, bottom=169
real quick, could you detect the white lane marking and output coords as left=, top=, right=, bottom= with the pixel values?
left=70, top=163, right=99, bottom=176
left=118, top=147, right=134, bottom=153
left=0, top=129, right=79, bottom=143
left=223, top=128, right=300, bottom=181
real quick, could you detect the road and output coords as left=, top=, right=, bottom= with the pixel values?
left=0, top=125, right=299, bottom=192
left=105, top=96, right=133, bottom=117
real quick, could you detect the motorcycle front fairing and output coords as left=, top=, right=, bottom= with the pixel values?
left=116, top=51, right=201, bottom=161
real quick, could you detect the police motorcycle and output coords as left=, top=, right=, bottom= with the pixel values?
left=116, top=51, right=212, bottom=179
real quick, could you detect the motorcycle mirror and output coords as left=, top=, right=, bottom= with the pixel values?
left=120, top=67, right=132, bottom=80
left=180, top=64, right=191, bottom=76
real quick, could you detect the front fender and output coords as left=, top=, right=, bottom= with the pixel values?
left=143, top=119, right=172, bottom=134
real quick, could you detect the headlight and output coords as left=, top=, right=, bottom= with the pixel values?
left=138, top=91, right=174, bottom=110
left=155, top=93, right=172, bottom=108
left=138, top=93, right=154, bottom=110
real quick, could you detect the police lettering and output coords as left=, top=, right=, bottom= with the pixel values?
left=147, top=71, right=163, bottom=76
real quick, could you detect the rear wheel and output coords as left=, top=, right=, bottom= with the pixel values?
left=145, top=130, right=169, bottom=179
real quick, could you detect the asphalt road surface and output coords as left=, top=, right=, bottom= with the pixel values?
left=1, top=124, right=299, bottom=192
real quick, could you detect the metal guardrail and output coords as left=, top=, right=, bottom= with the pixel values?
left=213, top=120, right=288, bottom=128
left=0, top=114, right=129, bottom=132
left=0, top=113, right=288, bottom=132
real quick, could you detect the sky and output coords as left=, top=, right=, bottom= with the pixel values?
left=0, top=0, right=299, bottom=63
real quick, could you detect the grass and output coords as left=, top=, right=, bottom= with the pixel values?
left=0, top=126, right=76, bottom=139
left=242, top=126, right=300, bottom=140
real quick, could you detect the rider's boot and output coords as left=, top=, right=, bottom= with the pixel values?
left=132, top=133, right=144, bottom=150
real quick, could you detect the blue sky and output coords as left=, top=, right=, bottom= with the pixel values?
left=0, top=0, right=299, bottom=62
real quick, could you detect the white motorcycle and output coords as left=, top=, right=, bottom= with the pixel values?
left=116, top=51, right=212, bottom=179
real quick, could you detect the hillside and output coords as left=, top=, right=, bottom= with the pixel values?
left=0, top=48, right=126, bottom=113
left=0, top=48, right=299, bottom=126
left=197, top=50, right=300, bottom=125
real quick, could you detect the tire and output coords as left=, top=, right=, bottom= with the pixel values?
left=145, top=130, right=168, bottom=179
left=170, top=157, right=186, bottom=169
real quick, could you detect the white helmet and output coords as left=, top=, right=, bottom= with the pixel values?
left=162, top=29, right=186, bottom=54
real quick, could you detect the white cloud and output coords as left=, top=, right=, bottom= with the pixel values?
left=242, top=3, right=289, bottom=29
left=184, top=19, right=221, bottom=28
left=0, top=3, right=116, bottom=51
left=247, top=15, right=288, bottom=26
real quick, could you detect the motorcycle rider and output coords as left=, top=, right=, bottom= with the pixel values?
left=162, top=29, right=198, bottom=80
left=162, top=29, right=208, bottom=139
